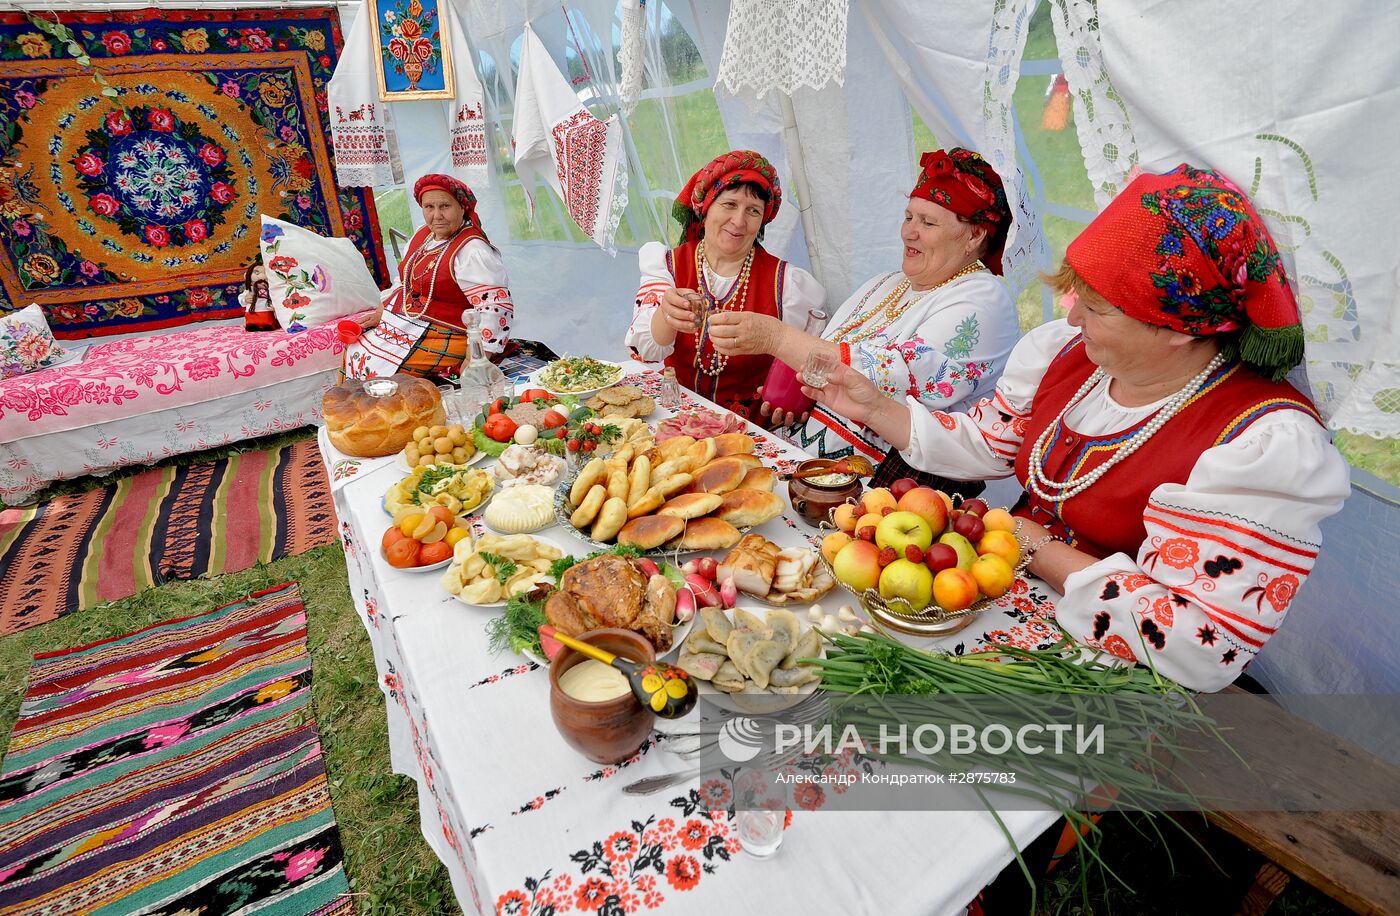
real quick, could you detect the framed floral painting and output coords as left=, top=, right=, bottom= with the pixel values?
left=368, top=0, right=454, bottom=101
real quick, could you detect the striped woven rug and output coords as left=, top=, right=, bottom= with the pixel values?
left=0, top=582, right=351, bottom=915
left=0, top=440, right=335, bottom=635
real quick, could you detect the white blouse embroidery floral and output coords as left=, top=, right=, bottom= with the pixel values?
left=624, top=241, right=826, bottom=362
left=384, top=237, right=514, bottom=354
left=901, top=319, right=1350, bottom=692
left=797, top=269, right=1019, bottom=460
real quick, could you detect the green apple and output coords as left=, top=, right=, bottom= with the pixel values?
left=878, top=558, right=934, bottom=611
left=875, top=510, right=934, bottom=554
left=937, top=532, right=978, bottom=571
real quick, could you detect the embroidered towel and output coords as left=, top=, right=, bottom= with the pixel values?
left=442, top=0, right=489, bottom=184
left=512, top=25, right=628, bottom=253
left=328, top=9, right=403, bottom=187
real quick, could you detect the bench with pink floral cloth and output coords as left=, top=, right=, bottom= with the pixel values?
left=0, top=320, right=359, bottom=505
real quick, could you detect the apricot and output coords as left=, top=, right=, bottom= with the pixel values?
left=932, top=567, right=979, bottom=611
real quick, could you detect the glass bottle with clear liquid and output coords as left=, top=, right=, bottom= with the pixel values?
left=760, top=308, right=828, bottom=418
left=456, top=318, right=509, bottom=419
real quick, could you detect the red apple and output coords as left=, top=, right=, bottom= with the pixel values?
left=878, top=546, right=898, bottom=567
left=961, top=498, right=989, bottom=518
left=904, top=544, right=924, bottom=564
left=889, top=477, right=919, bottom=499
left=924, top=543, right=960, bottom=573
left=952, top=512, right=986, bottom=543
left=896, top=486, right=949, bottom=535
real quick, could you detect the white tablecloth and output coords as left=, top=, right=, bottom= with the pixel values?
left=320, top=365, right=1061, bottom=915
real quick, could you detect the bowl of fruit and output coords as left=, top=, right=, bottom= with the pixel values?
left=382, top=505, right=473, bottom=572
left=820, top=479, right=1025, bottom=636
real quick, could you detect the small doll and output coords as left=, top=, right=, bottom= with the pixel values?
left=240, top=258, right=280, bottom=332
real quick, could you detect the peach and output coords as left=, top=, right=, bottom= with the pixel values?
left=977, top=530, right=1021, bottom=567
left=856, top=512, right=885, bottom=535
left=897, top=486, right=949, bottom=534
left=970, top=554, right=1015, bottom=599
left=832, top=503, right=860, bottom=534
left=935, top=490, right=954, bottom=512
left=820, top=531, right=852, bottom=565
left=981, top=507, right=1017, bottom=533
left=859, top=487, right=897, bottom=517
left=832, top=539, right=882, bottom=593
left=932, top=567, right=979, bottom=611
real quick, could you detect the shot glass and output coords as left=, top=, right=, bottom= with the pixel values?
left=735, top=808, right=785, bottom=858
left=680, top=290, right=707, bottom=331
left=801, top=349, right=838, bottom=389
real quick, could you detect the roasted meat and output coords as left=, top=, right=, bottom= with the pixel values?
left=544, top=555, right=677, bottom=652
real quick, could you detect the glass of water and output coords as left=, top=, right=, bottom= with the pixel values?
left=801, top=349, right=837, bottom=388
left=735, top=808, right=785, bottom=858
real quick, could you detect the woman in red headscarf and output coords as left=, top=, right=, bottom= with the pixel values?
left=344, top=174, right=513, bottom=379
left=625, top=150, right=825, bottom=421
left=803, top=164, right=1348, bottom=693
left=708, top=148, right=1020, bottom=493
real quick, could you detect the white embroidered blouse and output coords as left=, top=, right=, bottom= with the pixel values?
left=901, top=319, right=1350, bottom=692
left=624, top=241, right=826, bottom=361
left=383, top=236, right=514, bottom=354
left=796, top=268, right=1019, bottom=460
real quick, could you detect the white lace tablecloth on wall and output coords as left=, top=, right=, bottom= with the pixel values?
left=321, top=362, right=1061, bottom=915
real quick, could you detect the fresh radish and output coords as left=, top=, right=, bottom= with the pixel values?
left=696, top=557, right=719, bottom=581
left=635, top=558, right=661, bottom=578
left=673, top=587, right=696, bottom=623
left=680, top=559, right=700, bottom=576
left=685, top=574, right=721, bottom=607
left=538, top=625, right=564, bottom=662
left=719, top=576, right=738, bottom=609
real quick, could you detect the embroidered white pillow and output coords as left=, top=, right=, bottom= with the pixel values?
left=258, top=215, right=380, bottom=332
left=0, top=304, right=66, bottom=380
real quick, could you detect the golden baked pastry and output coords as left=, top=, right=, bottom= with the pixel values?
left=323, top=375, right=445, bottom=457
left=617, top=514, right=686, bottom=550
left=668, top=517, right=742, bottom=550
left=712, top=433, right=756, bottom=456
left=715, top=489, right=785, bottom=527
left=738, top=467, right=776, bottom=492
left=687, top=457, right=748, bottom=494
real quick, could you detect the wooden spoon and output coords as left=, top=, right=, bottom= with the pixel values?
left=787, top=456, right=876, bottom=481
left=543, top=627, right=698, bottom=719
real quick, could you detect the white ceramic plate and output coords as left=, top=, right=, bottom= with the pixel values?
left=394, top=449, right=489, bottom=474
left=690, top=605, right=825, bottom=713
left=383, top=552, right=454, bottom=574
left=527, top=360, right=624, bottom=401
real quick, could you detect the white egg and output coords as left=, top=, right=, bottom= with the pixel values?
left=514, top=424, right=538, bottom=445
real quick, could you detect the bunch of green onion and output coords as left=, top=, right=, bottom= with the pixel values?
left=809, top=631, right=1231, bottom=910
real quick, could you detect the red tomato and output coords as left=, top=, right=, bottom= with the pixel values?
left=386, top=538, right=421, bottom=568
left=520, top=388, right=555, bottom=402
left=483, top=412, right=518, bottom=443
left=382, top=527, right=407, bottom=551
left=541, top=411, right=568, bottom=430
left=487, top=398, right=508, bottom=416
left=427, top=506, right=456, bottom=526
left=418, top=541, right=453, bottom=565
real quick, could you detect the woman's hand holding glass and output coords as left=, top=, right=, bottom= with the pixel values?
left=801, top=362, right=912, bottom=449
left=659, top=287, right=706, bottom=335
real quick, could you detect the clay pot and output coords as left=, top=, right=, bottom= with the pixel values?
left=787, top=458, right=864, bottom=527
left=549, top=629, right=655, bottom=764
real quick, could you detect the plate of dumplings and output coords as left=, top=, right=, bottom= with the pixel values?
left=675, top=606, right=824, bottom=712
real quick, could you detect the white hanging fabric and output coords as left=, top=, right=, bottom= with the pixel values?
left=512, top=23, right=629, bottom=253
left=1096, top=0, right=1400, bottom=436
left=617, top=0, right=646, bottom=115
left=440, top=0, right=490, bottom=184
left=715, top=0, right=850, bottom=100
left=859, top=0, right=1049, bottom=298
left=1046, top=0, right=1140, bottom=208
left=328, top=8, right=403, bottom=188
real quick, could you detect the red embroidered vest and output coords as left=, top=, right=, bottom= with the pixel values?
left=396, top=224, right=492, bottom=330
left=1012, top=336, right=1322, bottom=559
left=665, top=240, right=786, bottom=421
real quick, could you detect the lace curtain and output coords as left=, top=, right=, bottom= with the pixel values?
left=714, top=0, right=850, bottom=100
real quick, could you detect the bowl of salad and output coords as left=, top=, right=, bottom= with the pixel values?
left=530, top=356, right=624, bottom=399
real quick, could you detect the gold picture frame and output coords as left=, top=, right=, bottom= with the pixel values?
left=367, top=0, right=455, bottom=102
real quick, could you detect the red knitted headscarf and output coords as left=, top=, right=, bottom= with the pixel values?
left=1066, top=164, right=1302, bottom=380
left=909, top=148, right=1011, bottom=275
left=672, top=150, right=782, bottom=244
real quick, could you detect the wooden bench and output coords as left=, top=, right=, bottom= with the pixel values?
left=1183, top=687, right=1400, bottom=915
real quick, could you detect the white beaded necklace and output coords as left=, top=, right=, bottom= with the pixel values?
left=1026, top=353, right=1228, bottom=502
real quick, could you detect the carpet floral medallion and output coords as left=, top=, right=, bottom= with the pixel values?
left=0, top=7, right=388, bottom=337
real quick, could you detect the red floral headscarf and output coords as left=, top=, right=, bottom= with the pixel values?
left=909, top=148, right=1011, bottom=276
left=1066, top=164, right=1302, bottom=380
left=413, top=173, right=482, bottom=231
left=672, top=150, right=782, bottom=244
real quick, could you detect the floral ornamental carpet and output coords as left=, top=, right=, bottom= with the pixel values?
left=0, top=7, right=388, bottom=338
left=0, top=582, right=353, bottom=915
left=0, top=438, right=335, bottom=635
